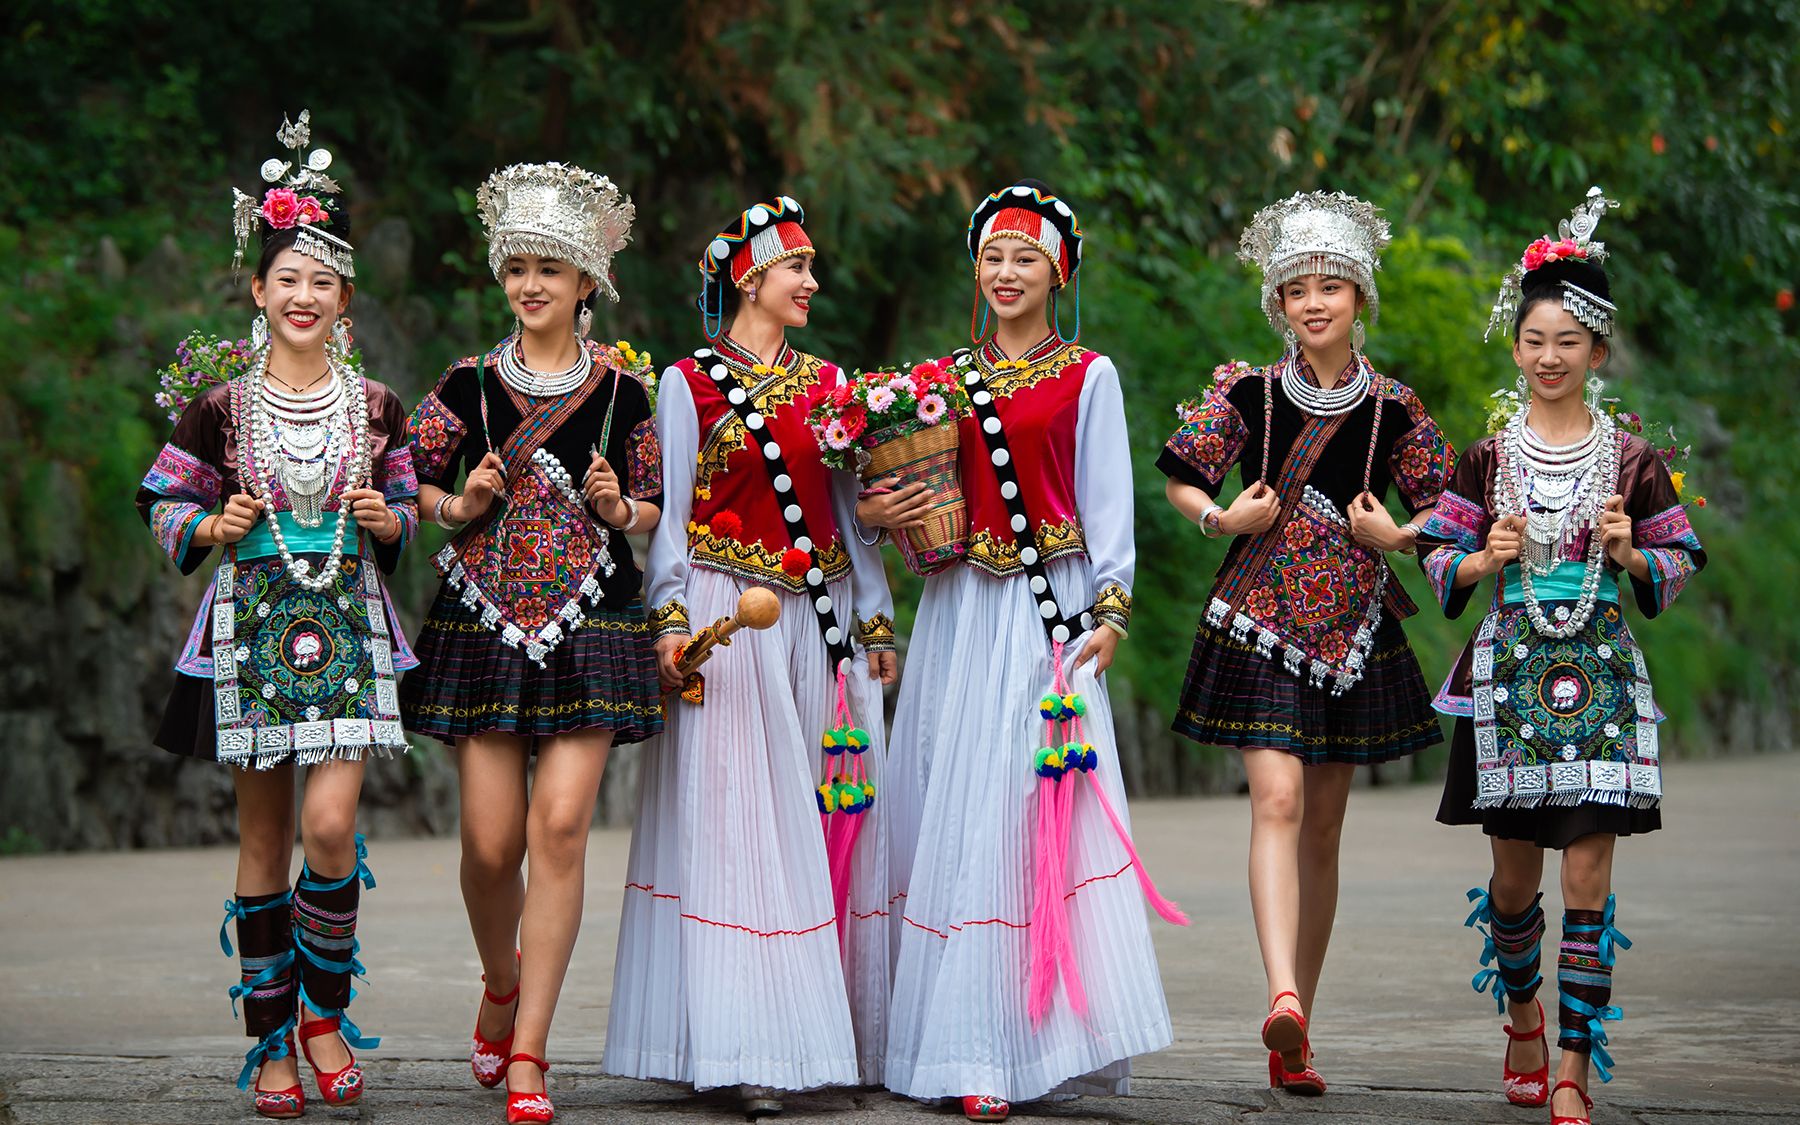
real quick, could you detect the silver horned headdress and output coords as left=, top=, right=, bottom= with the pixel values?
left=1485, top=186, right=1619, bottom=341
left=478, top=163, right=635, bottom=302
left=230, top=109, right=355, bottom=279
left=1237, top=191, right=1391, bottom=333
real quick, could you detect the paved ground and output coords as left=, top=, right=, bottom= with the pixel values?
left=2, top=755, right=1796, bottom=1123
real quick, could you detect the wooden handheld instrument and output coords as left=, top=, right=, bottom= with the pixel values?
left=674, top=587, right=782, bottom=680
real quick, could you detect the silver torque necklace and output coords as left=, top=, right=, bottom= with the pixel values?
left=496, top=333, right=592, bottom=398
left=1494, top=403, right=1620, bottom=638
left=1281, top=351, right=1372, bottom=417
left=258, top=370, right=345, bottom=528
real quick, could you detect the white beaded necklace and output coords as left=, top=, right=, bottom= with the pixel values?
left=239, top=349, right=370, bottom=592
left=496, top=333, right=592, bottom=398
left=1494, top=403, right=1620, bottom=638
left=1281, top=350, right=1372, bottom=417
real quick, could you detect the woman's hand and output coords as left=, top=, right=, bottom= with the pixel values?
left=1471, top=514, right=1525, bottom=580
left=1072, top=626, right=1120, bottom=675
left=654, top=634, right=690, bottom=693
left=584, top=452, right=628, bottom=525
left=1598, top=495, right=1643, bottom=573
left=458, top=451, right=508, bottom=520
left=208, top=493, right=265, bottom=545
left=856, top=477, right=935, bottom=531
left=867, top=650, right=897, bottom=685
left=1221, top=482, right=1281, bottom=536
left=341, top=487, right=401, bottom=543
left=1347, top=490, right=1405, bottom=552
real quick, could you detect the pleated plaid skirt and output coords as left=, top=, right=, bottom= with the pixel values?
left=1172, top=615, right=1443, bottom=765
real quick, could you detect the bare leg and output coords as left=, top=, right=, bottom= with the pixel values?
left=1242, top=748, right=1306, bottom=1018
left=506, top=729, right=613, bottom=1095
left=456, top=733, right=531, bottom=1042
left=1553, top=833, right=1617, bottom=1120
left=295, top=758, right=367, bottom=1073
left=1490, top=838, right=1549, bottom=1078
left=1293, top=763, right=1356, bottom=1024
left=233, top=764, right=299, bottom=1090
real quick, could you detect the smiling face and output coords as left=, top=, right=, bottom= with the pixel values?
left=978, top=236, right=1055, bottom=327
left=252, top=248, right=351, bottom=352
left=503, top=253, right=597, bottom=335
left=1280, top=273, right=1362, bottom=354
left=743, top=254, right=819, bottom=329
left=1513, top=298, right=1607, bottom=404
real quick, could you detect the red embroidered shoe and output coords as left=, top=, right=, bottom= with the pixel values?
left=299, top=1012, right=364, bottom=1106
left=252, top=1035, right=304, bottom=1120
left=1501, top=998, right=1550, bottom=1106
left=505, top=1054, right=554, bottom=1124
left=962, top=1094, right=1010, bottom=1120
left=1267, top=1046, right=1327, bottom=1095
left=472, top=953, right=522, bottom=1088
left=1550, top=1079, right=1593, bottom=1125
left=1260, top=990, right=1309, bottom=1075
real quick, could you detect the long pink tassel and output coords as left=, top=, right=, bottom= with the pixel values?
left=1089, top=782, right=1189, bottom=926
left=820, top=667, right=866, bottom=954
left=1026, top=773, right=1072, bottom=1025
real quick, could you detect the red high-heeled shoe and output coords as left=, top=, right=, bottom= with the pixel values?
left=1261, top=990, right=1308, bottom=1075
left=298, top=1012, right=364, bottom=1106
left=505, top=1054, right=554, bottom=1124
left=961, top=1094, right=1010, bottom=1120
left=1501, top=998, right=1550, bottom=1106
left=1267, top=1045, right=1327, bottom=1095
left=472, top=954, right=522, bottom=1089
left=1550, top=1079, right=1593, bottom=1125
left=251, top=1034, right=304, bottom=1120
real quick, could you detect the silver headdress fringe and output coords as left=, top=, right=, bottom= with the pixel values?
left=478, top=163, right=635, bottom=302
left=231, top=109, right=354, bottom=278
left=1485, top=186, right=1618, bottom=341
left=1238, top=191, right=1391, bottom=333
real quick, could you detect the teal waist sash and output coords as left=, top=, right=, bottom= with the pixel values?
left=237, top=510, right=363, bottom=562
left=1499, top=560, right=1617, bottom=606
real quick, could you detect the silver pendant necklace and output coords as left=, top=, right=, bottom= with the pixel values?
left=496, top=333, right=592, bottom=397
left=1495, top=402, right=1620, bottom=638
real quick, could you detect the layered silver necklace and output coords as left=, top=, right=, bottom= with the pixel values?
left=1494, top=403, right=1620, bottom=638
left=1281, top=351, right=1372, bottom=417
left=242, top=349, right=370, bottom=592
left=496, top=333, right=592, bottom=397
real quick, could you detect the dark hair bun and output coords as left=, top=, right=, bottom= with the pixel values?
left=1521, top=256, right=1609, bottom=305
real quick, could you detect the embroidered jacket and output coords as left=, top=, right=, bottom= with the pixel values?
left=939, top=335, right=1135, bottom=633
left=647, top=335, right=895, bottom=649
left=136, top=377, right=420, bottom=678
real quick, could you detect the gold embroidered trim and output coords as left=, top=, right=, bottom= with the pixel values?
left=977, top=342, right=1085, bottom=397
left=1092, top=582, right=1132, bottom=630
left=694, top=351, right=824, bottom=492
left=857, top=612, right=897, bottom=651
left=649, top=600, right=691, bottom=640
left=687, top=530, right=852, bottom=594
left=965, top=518, right=1087, bottom=577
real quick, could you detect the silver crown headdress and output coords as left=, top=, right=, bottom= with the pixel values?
left=1237, top=191, right=1391, bottom=332
left=478, top=163, right=635, bottom=302
left=1485, top=186, right=1619, bottom=341
left=229, top=109, right=355, bottom=278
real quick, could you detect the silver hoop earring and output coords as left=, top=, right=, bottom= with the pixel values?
left=330, top=317, right=352, bottom=358
left=1351, top=317, right=1366, bottom=356
left=576, top=306, right=593, bottom=340
left=251, top=312, right=270, bottom=352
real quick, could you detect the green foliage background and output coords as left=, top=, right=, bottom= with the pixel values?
left=4, top=1, right=1795, bottom=772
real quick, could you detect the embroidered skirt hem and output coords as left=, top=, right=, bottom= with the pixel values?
left=1171, top=616, right=1442, bottom=764
left=155, top=673, right=410, bottom=765
left=1437, top=719, right=1661, bottom=848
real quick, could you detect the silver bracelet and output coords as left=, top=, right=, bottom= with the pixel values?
left=433, top=493, right=465, bottom=530
left=1197, top=504, right=1225, bottom=538
left=615, top=495, right=642, bottom=533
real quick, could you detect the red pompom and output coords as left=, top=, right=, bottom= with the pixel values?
left=711, top=510, right=744, bottom=539
left=781, top=547, right=811, bottom=578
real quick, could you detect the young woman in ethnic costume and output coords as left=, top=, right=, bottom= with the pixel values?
left=1158, top=192, right=1453, bottom=1094
left=398, top=164, right=659, bottom=1125
left=603, top=197, right=896, bottom=1119
left=862, top=183, right=1182, bottom=1123
left=1420, top=189, right=1704, bottom=1125
left=138, top=111, right=415, bottom=1118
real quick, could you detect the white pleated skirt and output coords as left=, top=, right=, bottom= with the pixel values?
left=603, top=567, right=890, bottom=1091
left=884, top=556, right=1173, bottom=1104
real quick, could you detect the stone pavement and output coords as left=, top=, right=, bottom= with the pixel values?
left=2, top=755, right=1796, bottom=1123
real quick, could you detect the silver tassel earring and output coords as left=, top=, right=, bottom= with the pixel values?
left=1351, top=317, right=1366, bottom=357
left=1585, top=374, right=1605, bottom=412
left=330, top=317, right=352, bottom=358
left=1515, top=368, right=1529, bottom=397
left=251, top=312, right=270, bottom=352
left=512, top=316, right=523, bottom=341
left=1282, top=326, right=1298, bottom=357
left=576, top=306, right=593, bottom=340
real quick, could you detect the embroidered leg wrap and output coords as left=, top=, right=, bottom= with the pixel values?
left=1557, top=895, right=1630, bottom=1082
left=1466, top=886, right=1546, bottom=1012
left=220, top=890, right=297, bottom=1088
left=292, top=833, right=380, bottom=1049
